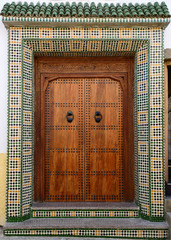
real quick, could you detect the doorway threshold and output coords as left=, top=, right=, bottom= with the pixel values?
left=32, top=201, right=139, bottom=210
left=31, top=202, right=139, bottom=218
left=3, top=217, right=168, bottom=239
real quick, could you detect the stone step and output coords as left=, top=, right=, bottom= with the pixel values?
left=31, top=202, right=140, bottom=218
left=3, top=218, right=169, bottom=239
left=166, top=212, right=171, bottom=240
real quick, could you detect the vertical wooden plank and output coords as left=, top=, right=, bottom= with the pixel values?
left=123, top=59, right=134, bottom=201
left=34, top=58, right=43, bottom=201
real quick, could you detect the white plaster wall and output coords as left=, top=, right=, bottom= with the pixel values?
left=0, top=0, right=170, bottom=153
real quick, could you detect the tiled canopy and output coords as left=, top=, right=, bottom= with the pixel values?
left=1, top=1, right=170, bottom=18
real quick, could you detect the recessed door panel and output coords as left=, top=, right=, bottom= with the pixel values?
left=85, top=78, right=123, bottom=201
left=44, top=78, right=84, bottom=201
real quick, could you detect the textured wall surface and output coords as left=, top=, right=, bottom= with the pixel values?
left=0, top=153, right=6, bottom=225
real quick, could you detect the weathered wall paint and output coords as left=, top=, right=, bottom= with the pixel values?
left=0, top=153, right=6, bottom=225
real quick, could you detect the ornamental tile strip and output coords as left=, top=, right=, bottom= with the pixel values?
left=3, top=228, right=169, bottom=239
left=7, top=26, right=164, bottom=223
left=32, top=209, right=139, bottom=218
left=136, top=43, right=150, bottom=217
left=22, top=43, right=33, bottom=218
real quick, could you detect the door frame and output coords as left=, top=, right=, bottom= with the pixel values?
left=34, top=56, right=134, bottom=202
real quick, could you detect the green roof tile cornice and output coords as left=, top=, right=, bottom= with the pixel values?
left=1, top=1, right=170, bottom=28
left=1, top=1, right=170, bottom=18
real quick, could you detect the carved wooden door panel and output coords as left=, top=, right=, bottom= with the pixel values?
left=34, top=56, right=134, bottom=202
left=43, top=79, right=84, bottom=201
left=85, top=78, right=123, bottom=201
left=42, top=77, right=124, bottom=201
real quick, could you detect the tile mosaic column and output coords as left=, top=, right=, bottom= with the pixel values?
left=22, top=43, right=33, bottom=218
left=136, top=43, right=150, bottom=219
left=149, top=28, right=165, bottom=220
left=8, top=27, right=23, bottom=221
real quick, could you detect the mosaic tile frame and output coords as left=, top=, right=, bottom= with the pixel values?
left=7, top=27, right=165, bottom=222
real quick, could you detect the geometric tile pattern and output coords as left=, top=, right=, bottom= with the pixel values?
left=26, top=39, right=144, bottom=54
left=149, top=28, right=164, bottom=220
left=3, top=228, right=169, bottom=239
left=22, top=43, right=33, bottom=218
left=137, top=43, right=150, bottom=218
left=7, top=26, right=165, bottom=222
left=32, top=209, right=139, bottom=218
left=8, top=27, right=22, bottom=220
left=134, top=58, right=138, bottom=206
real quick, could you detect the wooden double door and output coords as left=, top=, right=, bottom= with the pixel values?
left=34, top=57, right=134, bottom=202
